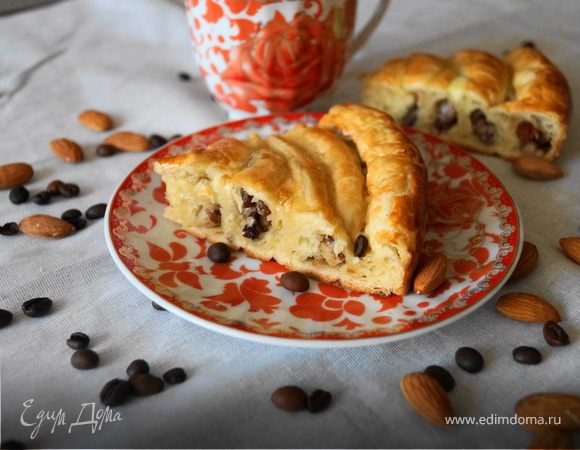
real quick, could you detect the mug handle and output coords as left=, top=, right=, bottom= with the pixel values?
left=351, top=0, right=391, bottom=55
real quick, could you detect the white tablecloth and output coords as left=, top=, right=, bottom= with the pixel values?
left=1, top=0, right=579, bottom=448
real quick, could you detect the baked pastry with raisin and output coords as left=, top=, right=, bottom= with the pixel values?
left=154, top=104, right=427, bottom=296
left=362, top=45, right=571, bottom=160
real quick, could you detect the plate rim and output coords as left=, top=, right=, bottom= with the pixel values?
left=104, top=112, right=524, bottom=348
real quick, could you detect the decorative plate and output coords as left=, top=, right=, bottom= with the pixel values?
left=105, top=113, right=522, bottom=348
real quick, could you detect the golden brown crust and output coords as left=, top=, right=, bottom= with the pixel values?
left=362, top=46, right=571, bottom=160
left=154, top=104, right=427, bottom=296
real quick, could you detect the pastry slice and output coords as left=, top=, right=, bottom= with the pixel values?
left=362, top=45, right=571, bottom=160
left=154, top=104, right=427, bottom=295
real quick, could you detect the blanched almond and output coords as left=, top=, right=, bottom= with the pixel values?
left=104, top=131, right=150, bottom=152
left=400, top=372, right=453, bottom=427
left=0, top=162, right=34, bottom=189
left=559, top=237, right=580, bottom=265
left=78, top=110, right=114, bottom=132
left=50, top=139, right=84, bottom=163
left=496, top=292, right=561, bottom=323
left=413, top=254, right=448, bottom=294
left=20, top=215, right=75, bottom=239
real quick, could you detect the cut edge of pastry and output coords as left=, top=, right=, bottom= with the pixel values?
left=361, top=46, right=571, bottom=161
left=154, top=104, right=427, bottom=296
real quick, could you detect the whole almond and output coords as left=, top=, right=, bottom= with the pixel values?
left=512, top=155, right=564, bottom=180
left=104, top=132, right=150, bottom=152
left=0, top=162, right=34, bottom=189
left=496, top=292, right=561, bottom=323
left=50, top=139, right=84, bottom=163
left=20, top=215, right=75, bottom=239
left=78, top=110, right=114, bottom=132
left=516, top=393, right=580, bottom=432
left=529, top=431, right=574, bottom=449
left=413, top=254, right=448, bottom=294
left=400, top=372, right=453, bottom=427
left=510, top=241, right=539, bottom=282
left=559, top=237, right=580, bottom=265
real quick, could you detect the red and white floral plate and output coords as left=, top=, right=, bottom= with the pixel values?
left=105, top=113, right=523, bottom=348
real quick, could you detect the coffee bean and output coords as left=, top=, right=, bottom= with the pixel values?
left=149, top=134, right=168, bottom=150
left=152, top=301, right=166, bottom=311
left=207, top=242, right=231, bottom=263
left=9, top=186, right=29, bottom=204
left=22, top=297, right=53, bottom=317
left=0, top=440, right=26, bottom=450
left=71, top=349, right=99, bottom=370
left=271, top=386, right=307, bottom=412
left=513, top=346, right=542, bottom=365
left=163, top=368, right=186, bottom=384
left=178, top=72, right=191, bottom=82
left=70, top=218, right=87, bottom=231
left=59, top=183, right=80, bottom=198
left=0, top=222, right=19, bottom=236
left=281, top=271, right=309, bottom=293
left=86, top=203, right=107, bottom=220
left=307, top=389, right=332, bottom=413
left=521, top=40, right=536, bottom=48
left=423, top=365, right=455, bottom=391
left=354, top=234, right=368, bottom=257
left=130, top=374, right=164, bottom=396
left=46, top=180, right=64, bottom=196
left=61, top=209, right=82, bottom=221
left=170, top=134, right=182, bottom=141
left=96, top=144, right=118, bottom=157
left=66, top=332, right=90, bottom=350
left=100, top=378, right=131, bottom=406
left=455, top=347, right=484, bottom=373
left=543, top=321, right=570, bottom=346
left=32, top=191, right=51, bottom=205
left=127, top=359, right=150, bottom=378
left=0, top=309, right=13, bottom=329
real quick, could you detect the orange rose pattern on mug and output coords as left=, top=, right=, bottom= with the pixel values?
left=185, top=0, right=356, bottom=116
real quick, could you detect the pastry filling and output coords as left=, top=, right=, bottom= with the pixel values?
left=517, top=121, right=551, bottom=151
left=434, top=99, right=458, bottom=131
left=240, top=189, right=271, bottom=240
left=401, top=103, right=418, bottom=127
left=319, top=235, right=346, bottom=267
left=470, top=109, right=496, bottom=145
left=205, top=204, right=221, bottom=226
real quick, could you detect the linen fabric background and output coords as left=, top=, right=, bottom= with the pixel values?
left=0, top=0, right=578, bottom=448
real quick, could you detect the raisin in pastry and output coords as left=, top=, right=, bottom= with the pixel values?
left=154, top=104, right=427, bottom=296
left=362, top=45, right=571, bottom=161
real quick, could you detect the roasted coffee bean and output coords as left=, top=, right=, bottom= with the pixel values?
left=543, top=321, right=570, bottom=346
left=96, top=144, right=118, bottom=157
left=0, top=440, right=26, bottom=450
left=71, top=349, right=100, bottom=370
left=59, top=183, right=80, bottom=198
left=354, top=234, right=368, bottom=257
left=455, top=347, right=484, bottom=373
left=307, top=389, right=332, bottom=413
left=423, top=365, right=455, bottom=391
left=178, top=72, right=191, bottom=82
left=86, top=203, right=107, bottom=220
left=513, top=346, right=542, bottom=365
left=70, top=218, right=87, bottom=231
left=0, top=309, right=13, bottom=329
left=207, top=242, right=231, bottom=263
left=32, top=191, right=51, bottom=205
left=66, top=332, right=90, bottom=350
left=0, top=222, right=19, bottom=236
left=61, top=209, right=82, bottom=221
left=127, top=359, right=150, bottom=378
left=521, top=40, right=536, bottom=48
left=100, top=378, right=131, bottom=406
left=9, top=186, right=29, bottom=204
left=271, top=386, right=307, bottom=412
left=281, top=271, right=310, bottom=293
left=470, top=109, right=496, bottom=145
left=46, top=180, right=64, bottom=196
left=152, top=301, right=166, bottom=311
left=170, top=134, right=182, bottom=141
left=22, top=297, right=53, bottom=317
left=149, top=134, right=168, bottom=150
left=130, top=374, right=164, bottom=396
left=401, top=104, right=418, bottom=127
left=163, top=367, right=186, bottom=384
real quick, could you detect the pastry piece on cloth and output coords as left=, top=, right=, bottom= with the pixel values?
left=362, top=45, right=571, bottom=161
left=154, top=104, right=427, bottom=296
